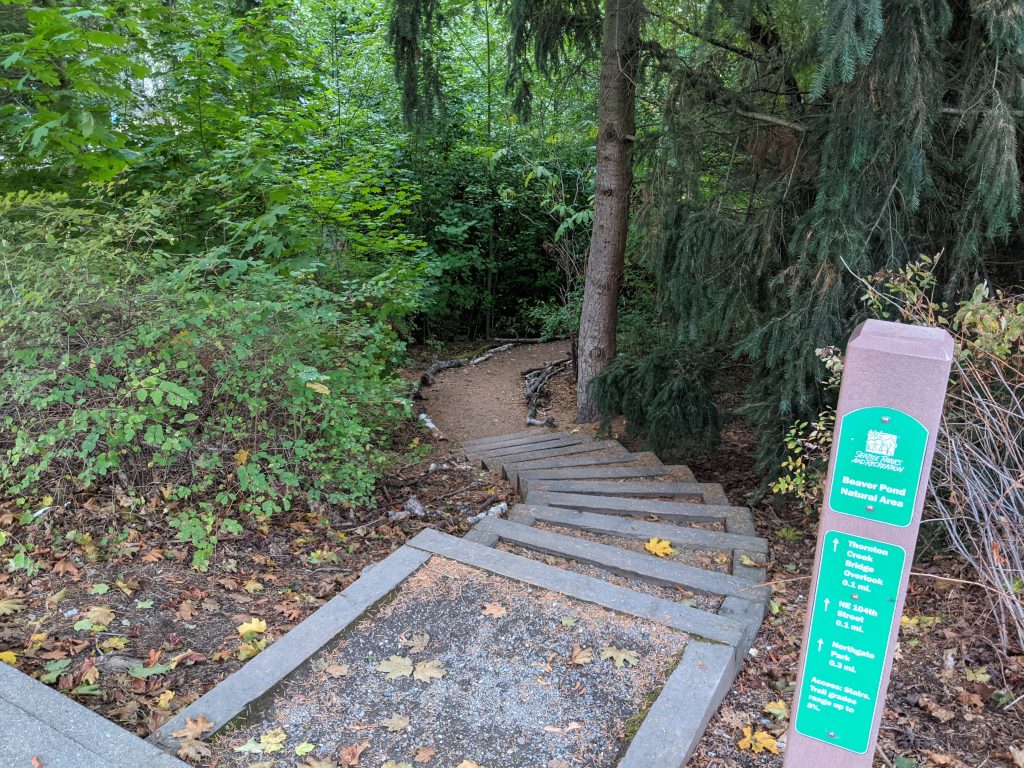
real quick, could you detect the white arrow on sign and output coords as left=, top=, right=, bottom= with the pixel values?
left=817, top=638, right=824, bottom=652
left=832, top=537, right=839, bottom=553
left=824, top=598, right=831, bottom=611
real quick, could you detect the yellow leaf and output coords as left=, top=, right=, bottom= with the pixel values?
left=0, top=650, right=17, bottom=665
left=600, top=646, right=639, bottom=668
left=305, top=382, right=331, bottom=395
left=237, top=618, right=267, bottom=636
left=763, top=700, right=788, bottom=720
left=235, top=449, right=250, bottom=466
left=156, top=690, right=175, bottom=709
left=738, top=725, right=779, bottom=754
left=294, top=742, right=315, bottom=756
left=259, top=727, right=287, bottom=753
left=644, top=538, right=675, bottom=557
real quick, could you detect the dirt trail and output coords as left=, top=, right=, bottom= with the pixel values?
left=416, top=341, right=582, bottom=443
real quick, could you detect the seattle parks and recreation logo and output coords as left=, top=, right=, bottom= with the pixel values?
left=864, top=430, right=898, bottom=457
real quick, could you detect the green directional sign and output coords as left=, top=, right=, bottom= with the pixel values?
left=828, top=406, right=928, bottom=527
left=794, top=531, right=906, bottom=754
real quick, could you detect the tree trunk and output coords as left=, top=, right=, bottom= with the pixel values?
left=575, top=0, right=641, bottom=422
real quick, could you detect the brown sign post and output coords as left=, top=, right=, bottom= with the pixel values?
left=784, top=320, right=953, bottom=764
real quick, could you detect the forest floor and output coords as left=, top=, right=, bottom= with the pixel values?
left=1, top=341, right=1021, bottom=767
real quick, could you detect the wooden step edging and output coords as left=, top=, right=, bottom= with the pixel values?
left=482, top=441, right=628, bottom=470
left=527, top=480, right=730, bottom=504
left=502, top=452, right=663, bottom=484
left=467, top=517, right=766, bottom=604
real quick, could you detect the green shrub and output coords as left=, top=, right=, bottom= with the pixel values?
left=0, top=191, right=411, bottom=569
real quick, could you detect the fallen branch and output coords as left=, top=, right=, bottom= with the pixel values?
left=523, top=357, right=571, bottom=424
left=414, top=343, right=517, bottom=397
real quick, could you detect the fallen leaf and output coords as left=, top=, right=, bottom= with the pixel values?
left=567, top=645, right=594, bottom=665
left=412, top=659, right=446, bottom=683
left=738, top=725, right=779, bottom=754
left=965, top=666, right=991, bottom=683
left=763, top=699, right=788, bottom=720
left=31, top=758, right=43, bottom=768
left=1009, top=745, right=1024, bottom=768
left=455, top=763, right=481, bottom=768
left=235, top=448, right=250, bottom=466
left=324, top=663, right=350, bottom=678
left=171, top=715, right=214, bottom=741
left=547, top=761, right=570, bottom=768
left=382, top=763, right=413, bottom=768
left=84, top=605, right=114, bottom=626
left=0, top=651, right=16, bottom=665
left=303, top=759, right=338, bottom=768
left=482, top=602, right=507, bottom=618
left=559, top=616, right=576, bottom=627
left=543, top=722, right=582, bottom=734
left=739, top=555, right=767, bottom=568
left=399, top=630, right=430, bottom=654
left=600, top=646, right=639, bottom=668
left=176, top=739, right=212, bottom=760
left=233, top=739, right=264, bottom=754
left=414, top=745, right=437, bottom=763
left=376, top=655, right=413, bottom=679
left=243, top=579, right=264, bottom=593
left=260, top=727, right=288, bottom=753
left=237, top=617, right=268, bottom=636
left=176, top=600, right=197, bottom=621
left=382, top=714, right=410, bottom=732
left=644, top=537, right=675, bottom=557
left=295, top=742, right=316, bottom=756
left=306, top=382, right=331, bottom=395
left=338, top=741, right=369, bottom=766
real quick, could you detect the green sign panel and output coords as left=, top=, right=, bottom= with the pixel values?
left=794, top=531, right=906, bottom=754
left=827, top=406, right=928, bottom=527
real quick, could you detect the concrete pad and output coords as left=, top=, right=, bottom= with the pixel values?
left=151, top=546, right=431, bottom=749
left=0, top=664, right=186, bottom=768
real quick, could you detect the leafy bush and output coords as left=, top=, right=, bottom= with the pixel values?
left=1, top=191, right=411, bottom=569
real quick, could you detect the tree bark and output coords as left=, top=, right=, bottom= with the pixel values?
left=575, top=0, right=642, bottom=422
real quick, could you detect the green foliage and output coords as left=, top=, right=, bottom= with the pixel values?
left=0, top=193, right=410, bottom=540
left=591, top=346, right=720, bottom=455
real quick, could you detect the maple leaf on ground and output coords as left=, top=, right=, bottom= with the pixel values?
left=600, top=646, right=639, bottom=669
left=85, top=605, right=115, bottom=626
left=295, top=741, right=316, bottom=755
left=0, top=651, right=16, bottom=665
left=237, top=617, right=268, bottom=636
left=303, top=758, right=338, bottom=768
left=455, top=762, right=482, bottom=768
left=171, top=715, right=214, bottom=741
left=382, top=714, right=410, bottom=732
left=324, top=663, right=349, bottom=678
left=176, top=739, right=212, bottom=761
left=382, top=763, right=413, bottom=768
left=399, top=630, right=430, bottom=654
left=763, top=700, right=788, bottom=720
left=176, top=600, right=197, bottom=621
left=412, top=659, right=446, bottom=683
left=1009, top=746, right=1024, bottom=768
left=376, top=655, right=413, bottom=679
left=338, top=741, right=369, bottom=766
left=567, top=646, right=594, bottom=665
left=481, top=602, right=507, bottom=618
left=259, top=727, right=288, bottom=753
left=0, top=596, right=27, bottom=615
left=644, top=538, right=675, bottom=557
left=738, top=725, right=779, bottom=754
left=414, top=745, right=437, bottom=763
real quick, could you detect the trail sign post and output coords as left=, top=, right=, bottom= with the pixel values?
left=784, top=320, right=953, bottom=764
